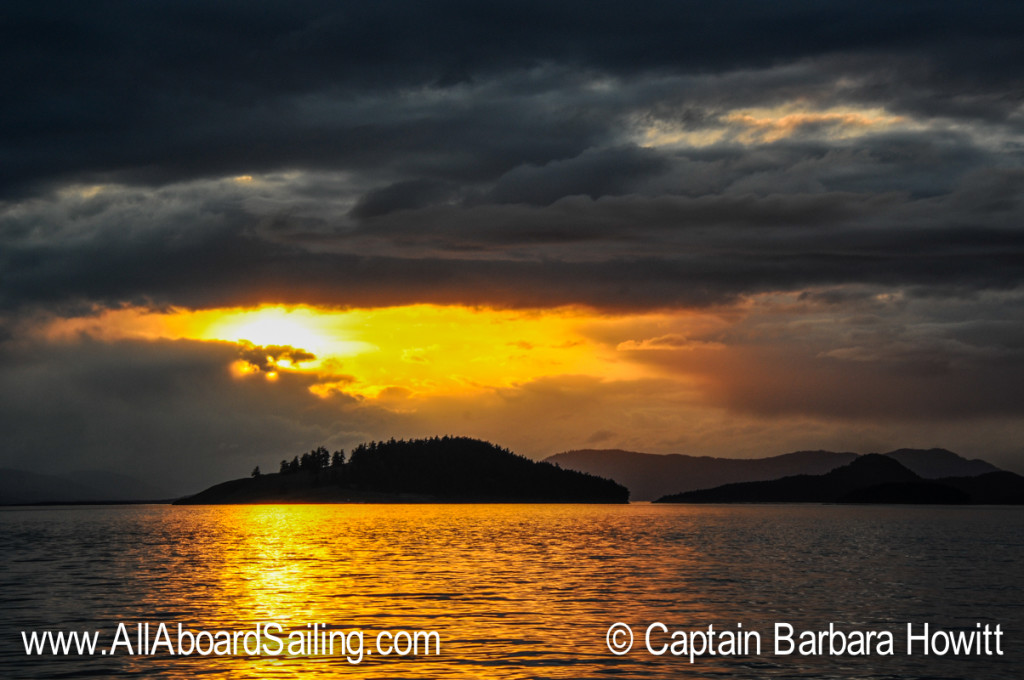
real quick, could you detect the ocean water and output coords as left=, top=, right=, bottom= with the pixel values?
left=1, top=503, right=1021, bottom=679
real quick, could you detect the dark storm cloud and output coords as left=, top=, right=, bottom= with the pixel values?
left=3, top=1, right=1023, bottom=194
left=3, top=165, right=1024, bottom=312
left=481, top=146, right=670, bottom=206
left=350, top=179, right=457, bottom=219
left=0, top=337, right=402, bottom=491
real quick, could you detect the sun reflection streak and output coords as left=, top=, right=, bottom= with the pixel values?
left=129, top=504, right=713, bottom=677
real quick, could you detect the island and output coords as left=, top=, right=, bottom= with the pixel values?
left=544, top=447, right=1001, bottom=501
left=175, top=436, right=629, bottom=504
left=654, top=454, right=1024, bottom=504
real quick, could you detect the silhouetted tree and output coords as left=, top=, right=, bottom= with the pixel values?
left=251, top=466, right=261, bottom=478
left=297, top=446, right=328, bottom=473
left=340, top=436, right=628, bottom=501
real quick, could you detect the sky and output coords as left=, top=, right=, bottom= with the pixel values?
left=3, top=1, right=1024, bottom=491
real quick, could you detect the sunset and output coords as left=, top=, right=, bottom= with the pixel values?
left=1, top=2, right=1022, bottom=679
left=4, top=0, right=1024, bottom=487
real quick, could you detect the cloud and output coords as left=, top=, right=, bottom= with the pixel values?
left=481, top=146, right=670, bottom=206
left=617, top=288, right=1024, bottom=420
left=585, top=429, right=617, bottom=444
left=2, top=2, right=1023, bottom=195
left=3, top=169, right=1023, bottom=313
left=616, top=335, right=726, bottom=352
left=350, top=179, right=457, bottom=219
left=0, top=336, right=408, bottom=492
left=2, top=3, right=1022, bottom=317
left=2, top=2, right=1023, bottom=473
left=235, top=342, right=317, bottom=372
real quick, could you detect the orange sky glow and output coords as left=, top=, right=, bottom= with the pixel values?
left=36, top=303, right=724, bottom=401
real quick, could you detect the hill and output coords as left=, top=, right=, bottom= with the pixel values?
left=543, top=449, right=858, bottom=500
left=543, top=448, right=1002, bottom=500
left=655, top=455, right=1024, bottom=504
left=884, top=448, right=999, bottom=478
left=176, top=436, right=629, bottom=504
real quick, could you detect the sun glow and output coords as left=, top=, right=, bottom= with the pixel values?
left=203, top=307, right=366, bottom=358
left=35, top=304, right=685, bottom=400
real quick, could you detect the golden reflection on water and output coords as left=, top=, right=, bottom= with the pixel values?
left=232, top=507, right=337, bottom=623
left=4, top=504, right=1022, bottom=679
left=116, top=504, right=711, bottom=677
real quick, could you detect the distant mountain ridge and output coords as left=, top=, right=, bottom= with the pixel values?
left=3, top=445, right=1003, bottom=505
left=543, top=448, right=1001, bottom=501
left=884, top=448, right=1000, bottom=478
left=655, top=454, right=1024, bottom=505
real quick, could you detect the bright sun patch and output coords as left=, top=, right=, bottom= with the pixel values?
left=35, top=304, right=678, bottom=400
left=202, top=306, right=368, bottom=358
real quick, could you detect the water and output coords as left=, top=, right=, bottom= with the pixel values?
left=1, top=503, right=1021, bottom=679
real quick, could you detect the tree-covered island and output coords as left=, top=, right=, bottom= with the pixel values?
left=175, top=436, right=629, bottom=504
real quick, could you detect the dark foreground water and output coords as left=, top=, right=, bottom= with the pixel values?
left=1, top=503, right=1021, bottom=679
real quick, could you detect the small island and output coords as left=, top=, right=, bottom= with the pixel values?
left=655, top=454, right=1024, bottom=504
left=175, top=436, right=629, bottom=504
